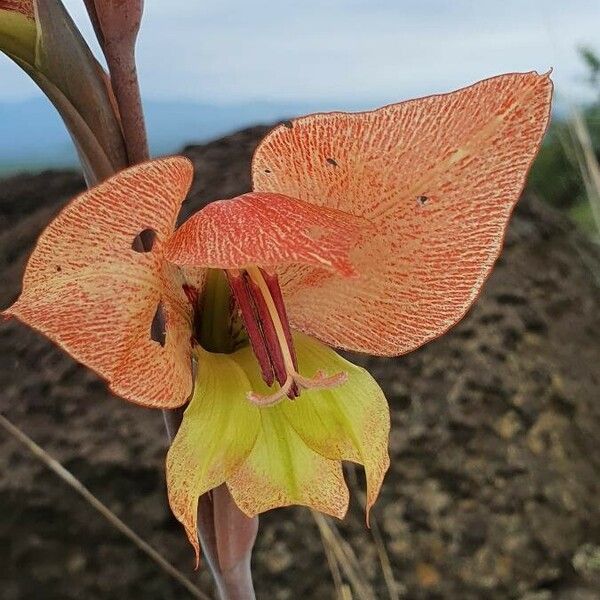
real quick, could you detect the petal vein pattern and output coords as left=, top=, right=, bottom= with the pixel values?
left=252, top=72, right=553, bottom=356
left=5, top=157, right=196, bottom=408
left=165, top=191, right=367, bottom=277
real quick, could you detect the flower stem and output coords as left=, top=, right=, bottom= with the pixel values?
left=103, top=42, right=149, bottom=165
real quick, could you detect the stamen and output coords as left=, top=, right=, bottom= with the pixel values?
left=248, top=370, right=348, bottom=407
left=245, top=274, right=289, bottom=389
left=227, top=271, right=275, bottom=386
left=261, top=270, right=298, bottom=371
left=246, top=267, right=296, bottom=374
left=228, top=266, right=348, bottom=406
left=294, top=370, right=349, bottom=390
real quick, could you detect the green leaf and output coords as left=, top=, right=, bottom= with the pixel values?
left=34, top=0, right=127, bottom=174
left=0, top=0, right=127, bottom=182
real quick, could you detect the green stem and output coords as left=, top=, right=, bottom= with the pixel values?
left=199, top=269, right=234, bottom=353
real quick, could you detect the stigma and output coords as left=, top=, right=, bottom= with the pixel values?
left=227, top=266, right=347, bottom=406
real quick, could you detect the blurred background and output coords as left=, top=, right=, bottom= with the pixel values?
left=1, top=0, right=599, bottom=234
left=1, top=1, right=600, bottom=599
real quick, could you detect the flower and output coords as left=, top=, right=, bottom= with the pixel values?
left=5, top=72, right=553, bottom=561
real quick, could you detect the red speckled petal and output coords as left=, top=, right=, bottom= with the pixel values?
left=164, top=192, right=367, bottom=277
left=0, top=0, right=33, bottom=18
left=252, top=72, right=553, bottom=356
left=5, top=157, right=197, bottom=408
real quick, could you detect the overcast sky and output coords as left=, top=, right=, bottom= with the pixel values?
left=0, top=0, right=598, bottom=106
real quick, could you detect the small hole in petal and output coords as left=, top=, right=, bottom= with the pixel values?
left=417, top=195, right=429, bottom=206
left=264, top=168, right=272, bottom=174
left=151, top=301, right=166, bottom=347
left=56, top=265, right=62, bottom=272
left=326, top=157, right=338, bottom=167
left=133, top=228, right=157, bottom=252
left=282, top=120, right=293, bottom=129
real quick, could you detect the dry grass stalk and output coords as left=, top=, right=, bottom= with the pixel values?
left=0, top=413, right=212, bottom=600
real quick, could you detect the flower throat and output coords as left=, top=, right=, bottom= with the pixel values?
left=227, top=267, right=346, bottom=406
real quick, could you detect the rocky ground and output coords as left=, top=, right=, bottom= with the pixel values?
left=0, top=126, right=599, bottom=599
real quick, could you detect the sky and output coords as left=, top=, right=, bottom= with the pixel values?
left=0, top=0, right=599, bottom=107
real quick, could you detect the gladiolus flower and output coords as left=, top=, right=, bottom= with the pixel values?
left=5, top=72, right=552, bottom=561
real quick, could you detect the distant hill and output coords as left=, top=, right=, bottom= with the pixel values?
left=0, top=95, right=569, bottom=176
left=0, top=97, right=371, bottom=174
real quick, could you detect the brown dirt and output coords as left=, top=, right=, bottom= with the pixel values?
left=1, top=126, right=599, bottom=600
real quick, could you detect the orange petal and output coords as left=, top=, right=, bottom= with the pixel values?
left=164, top=192, right=367, bottom=277
left=252, top=72, right=553, bottom=356
left=0, top=0, right=33, bottom=18
left=5, top=157, right=197, bottom=408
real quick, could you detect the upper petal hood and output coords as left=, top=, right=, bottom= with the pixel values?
left=164, top=191, right=368, bottom=277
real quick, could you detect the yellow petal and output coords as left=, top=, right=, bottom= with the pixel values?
left=166, top=348, right=261, bottom=563
left=281, top=334, right=390, bottom=518
left=168, top=334, right=387, bottom=559
left=228, top=334, right=388, bottom=519
left=226, top=400, right=349, bottom=520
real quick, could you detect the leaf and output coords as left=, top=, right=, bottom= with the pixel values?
left=84, top=0, right=148, bottom=165
left=34, top=0, right=128, bottom=173
left=252, top=72, right=553, bottom=356
left=0, top=0, right=128, bottom=181
left=14, top=56, right=114, bottom=184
